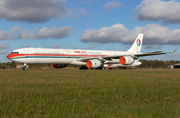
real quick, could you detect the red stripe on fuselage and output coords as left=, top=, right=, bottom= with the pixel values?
left=7, top=53, right=109, bottom=59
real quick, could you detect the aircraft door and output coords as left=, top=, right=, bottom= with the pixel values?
left=66, top=51, right=71, bottom=58
left=24, top=50, right=29, bottom=59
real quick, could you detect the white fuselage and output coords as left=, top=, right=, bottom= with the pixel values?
left=7, top=48, right=141, bottom=67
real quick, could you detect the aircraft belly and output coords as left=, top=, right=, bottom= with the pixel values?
left=29, top=58, right=73, bottom=64
left=14, top=58, right=74, bottom=64
left=12, top=59, right=27, bottom=63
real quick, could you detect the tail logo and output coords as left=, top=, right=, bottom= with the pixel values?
left=136, top=39, right=141, bottom=46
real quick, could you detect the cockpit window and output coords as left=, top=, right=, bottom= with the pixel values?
left=11, top=52, right=19, bottom=54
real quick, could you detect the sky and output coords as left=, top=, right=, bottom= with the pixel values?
left=0, top=0, right=180, bottom=63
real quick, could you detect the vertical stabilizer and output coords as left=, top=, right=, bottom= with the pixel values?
left=127, top=34, right=143, bottom=53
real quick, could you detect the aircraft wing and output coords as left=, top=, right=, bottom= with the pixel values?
left=135, top=48, right=177, bottom=57
left=76, top=48, right=177, bottom=62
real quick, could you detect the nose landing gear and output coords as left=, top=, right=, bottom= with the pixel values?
left=22, top=63, right=28, bottom=71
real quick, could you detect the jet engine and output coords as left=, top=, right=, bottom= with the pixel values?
left=119, top=56, right=135, bottom=65
left=53, top=64, right=68, bottom=68
left=86, top=59, right=101, bottom=69
left=103, top=64, right=111, bottom=69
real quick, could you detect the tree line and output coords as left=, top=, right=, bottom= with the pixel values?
left=139, top=60, right=180, bottom=68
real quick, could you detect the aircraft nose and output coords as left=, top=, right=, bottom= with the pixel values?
left=7, top=54, right=11, bottom=59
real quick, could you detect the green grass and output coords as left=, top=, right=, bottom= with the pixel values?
left=0, top=69, right=180, bottom=118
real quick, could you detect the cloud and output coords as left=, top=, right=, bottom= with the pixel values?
left=79, top=0, right=96, bottom=6
left=103, top=1, right=120, bottom=11
left=79, top=23, right=180, bottom=45
left=21, top=45, right=32, bottom=48
left=33, top=27, right=75, bottom=39
left=0, top=50, right=8, bottom=55
left=0, top=31, right=9, bottom=40
left=0, top=26, right=75, bottom=40
left=80, top=24, right=129, bottom=43
left=49, top=45, right=60, bottom=49
left=0, top=0, right=66, bottom=23
left=0, top=26, right=20, bottom=40
left=145, top=45, right=162, bottom=49
left=136, top=0, right=180, bottom=24
left=0, top=43, right=10, bottom=49
left=11, top=26, right=20, bottom=34
left=0, top=56, right=10, bottom=63
left=66, top=8, right=89, bottom=18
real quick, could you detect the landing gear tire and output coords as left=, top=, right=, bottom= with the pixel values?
left=22, top=67, right=27, bottom=71
left=79, top=66, right=88, bottom=70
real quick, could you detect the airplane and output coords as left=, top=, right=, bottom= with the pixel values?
left=7, top=34, right=177, bottom=70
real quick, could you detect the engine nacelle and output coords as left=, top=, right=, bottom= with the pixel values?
left=103, top=64, right=111, bottom=69
left=86, top=59, right=101, bottom=69
left=53, top=64, right=68, bottom=68
left=119, top=56, right=135, bottom=65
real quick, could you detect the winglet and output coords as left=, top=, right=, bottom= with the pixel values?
left=171, top=48, right=178, bottom=53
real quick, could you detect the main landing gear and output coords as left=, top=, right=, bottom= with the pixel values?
left=79, top=66, right=88, bottom=70
left=79, top=66, right=112, bottom=70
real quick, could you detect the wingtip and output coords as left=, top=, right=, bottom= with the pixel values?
left=171, top=48, right=178, bottom=53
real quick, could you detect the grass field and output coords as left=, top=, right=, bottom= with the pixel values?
left=0, top=69, right=180, bottom=118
